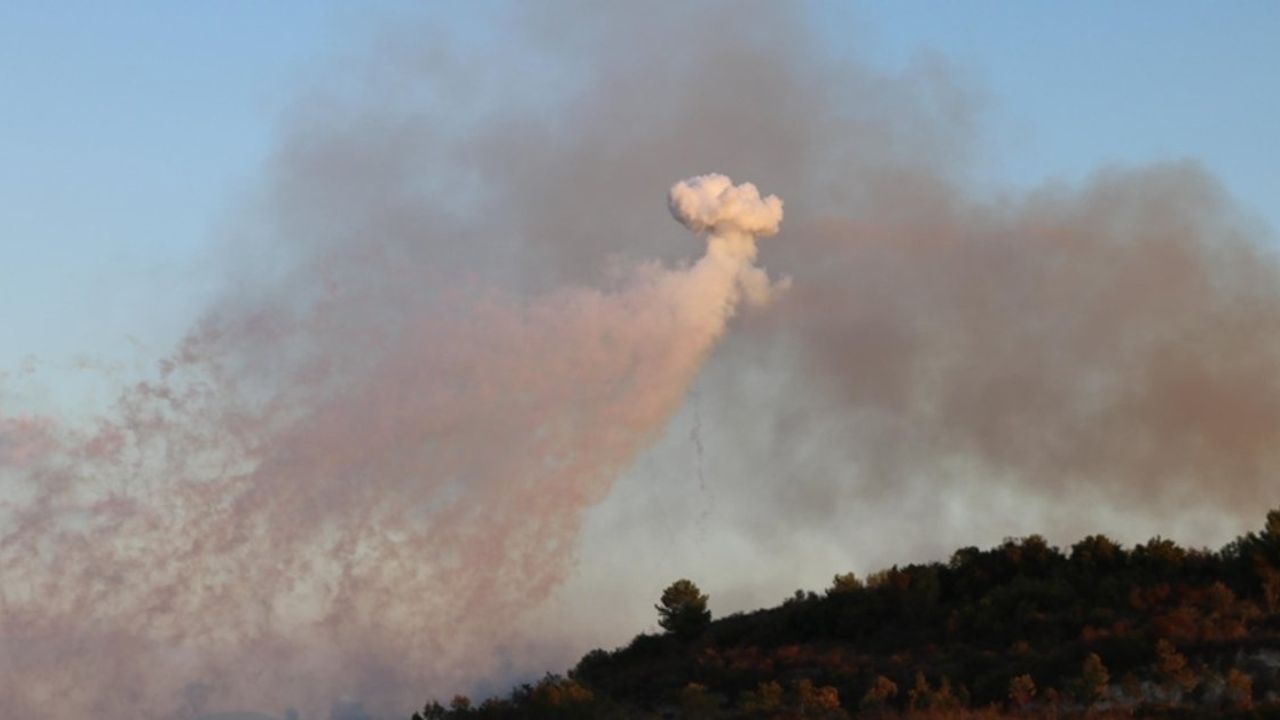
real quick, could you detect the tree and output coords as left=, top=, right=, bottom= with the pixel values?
left=1155, top=639, right=1197, bottom=695
left=1262, top=562, right=1280, bottom=613
left=828, top=572, right=862, bottom=595
left=908, top=673, right=960, bottom=712
left=412, top=701, right=447, bottom=720
left=1225, top=668, right=1253, bottom=710
left=741, top=681, right=784, bottom=714
left=860, top=675, right=898, bottom=714
left=1008, top=674, right=1036, bottom=712
left=1070, top=535, right=1121, bottom=570
left=657, top=579, right=711, bottom=639
left=908, top=672, right=933, bottom=712
left=1077, top=653, right=1110, bottom=706
left=679, top=682, right=723, bottom=717
left=795, top=679, right=842, bottom=717
left=529, top=673, right=595, bottom=717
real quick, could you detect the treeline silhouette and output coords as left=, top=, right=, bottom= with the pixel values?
left=413, top=511, right=1280, bottom=718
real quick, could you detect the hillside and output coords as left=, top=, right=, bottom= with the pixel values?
left=413, top=510, right=1280, bottom=719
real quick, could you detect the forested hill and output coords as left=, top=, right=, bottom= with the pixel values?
left=413, top=511, right=1280, bottom=719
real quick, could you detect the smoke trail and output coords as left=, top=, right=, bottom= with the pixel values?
left=0, top=174, right=781, bottom=718
left=690, top=390, right=710, bottom=542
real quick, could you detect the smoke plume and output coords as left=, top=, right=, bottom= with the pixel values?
left=3, top=2, right=1279, bottom=717
left=0, top=172, right=781, bottom=718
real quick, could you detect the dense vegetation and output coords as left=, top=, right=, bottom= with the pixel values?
left=413, top=511, right=1280, bottom=718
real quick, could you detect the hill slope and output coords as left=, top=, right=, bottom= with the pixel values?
left=413, top=511, right=1280, bottom=718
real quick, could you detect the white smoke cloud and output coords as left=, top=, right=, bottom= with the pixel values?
left=668, top=173, right=783, bottom=239
left=668, top=174, right=787, bottom=309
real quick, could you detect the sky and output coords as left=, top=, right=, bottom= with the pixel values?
left=2, top=3, right=1280, bottom=717
left=851, top=2, right=1279, bottom=203
left=2, top=2, right=1276, bottom=387
left=1, top=3, right=353, bottom=404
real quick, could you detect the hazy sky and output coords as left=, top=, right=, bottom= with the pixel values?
left=2, top=2, right=1276, bottom=385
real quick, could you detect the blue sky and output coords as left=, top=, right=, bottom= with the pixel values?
left=849, top=2, right=1279, bottom=210
left=2, top=2, right=1277, bottom=401
left=0, top=2, right=383, bottom=408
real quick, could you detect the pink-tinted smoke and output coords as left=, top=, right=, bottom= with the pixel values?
left=0, top=176, right=782, bottom=718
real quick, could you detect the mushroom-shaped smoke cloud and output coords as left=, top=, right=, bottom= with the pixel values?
left=669, top=173, right=783, bottom=239
left=669, top=174, right=787, bottom=308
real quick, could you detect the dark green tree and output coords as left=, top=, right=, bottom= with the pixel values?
left=657, top=579, right=711, bottom=639
left=412, top=701, right=448, bottom=720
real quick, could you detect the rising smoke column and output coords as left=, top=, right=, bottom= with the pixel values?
left=0, top=175, right=781, bottom=718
